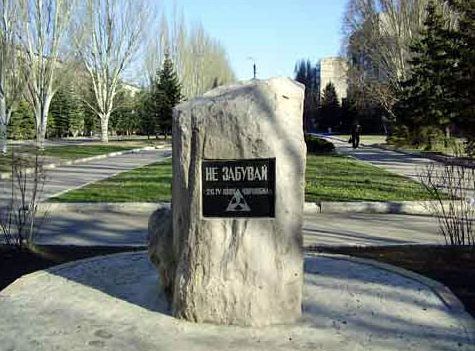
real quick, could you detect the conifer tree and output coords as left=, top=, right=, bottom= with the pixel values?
left=138, top=90, right=155, bottom=138
left=82, top=83, right=100, bottom=137
left=68, top=85, right=85, bottom=137
left=447, top=0, right=475, bottom=154
left=50, top=83, right=85, bottom=138
left=294, top=59, right=319, bottom=132
left=110, top=90, right=139, bottom=136
left=152, top=54, right=182, bottom=137
left=50, top=88, right=70, bottom=138
left=8, top=101, right=35, bottom=140
left=319, top=82, right=341, bottom=131
left=396, top=0, right=454, bottom=146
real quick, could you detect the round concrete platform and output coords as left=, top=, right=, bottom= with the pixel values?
left=0, top=252, right=473, bottom=351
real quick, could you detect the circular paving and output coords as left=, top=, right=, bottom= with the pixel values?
left=0, top=252, right=473, bottom=350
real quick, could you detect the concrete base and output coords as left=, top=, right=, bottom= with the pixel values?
left=0, top=252, right=473, bottom=351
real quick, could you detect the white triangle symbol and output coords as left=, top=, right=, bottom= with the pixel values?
left=226, top=189, right=251, bottom=212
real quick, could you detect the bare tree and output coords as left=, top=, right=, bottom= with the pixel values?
left=0, top=0, right=24, bottom=155
left=76, top=0, right=147, bottom=143
left=179, top=22, right=235, bottom=98
left=18, top=0, right=74, bottom=149
left=343, top=0, right=441, bottom=119
left=0, top=147, right=47, bottom=250
left=420, top=157, right=474, bottom=246
left=142, top=9, right=235, bottom=100
left=144, top=11, right=169, bottom=86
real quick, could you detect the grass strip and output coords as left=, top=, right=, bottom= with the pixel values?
left=52, top=159, right=172, bottom=202
left=305, top=154, right=434, bottom=202
left=0, top=140, right=166, bottom=172
left=51, top=154, right=434, bottom=203
left=41, top=145, right=135, bottom=160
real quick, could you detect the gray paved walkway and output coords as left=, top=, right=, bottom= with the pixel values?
left=303, top=212, right=442, bottom=247
left=34, top=205, right=443, bottom=247
left=1, top=252, right=472, bottom=350
left=0, top=148, right=171, bottom=203
left=315, top=134, right=434, bottom=181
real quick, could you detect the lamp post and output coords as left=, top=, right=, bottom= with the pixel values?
left=247, top=57, right=257, bottom=79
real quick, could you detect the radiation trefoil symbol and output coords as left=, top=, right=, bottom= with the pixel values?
left=226, top=189, right=251, bottom=212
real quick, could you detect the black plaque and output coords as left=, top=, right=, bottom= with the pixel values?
left=202, top=158, right=275, bottom=218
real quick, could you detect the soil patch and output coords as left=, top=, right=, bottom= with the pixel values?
left=0, top=245, right=144, bottom=291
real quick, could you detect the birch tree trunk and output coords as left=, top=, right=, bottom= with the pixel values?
left=75, top=0, right=147, bottom=143
left=100, top=114, right=110, bottom=143
left=34, top=96, right=53, bottom=149
left=0, top=0, right=24, bottom=154
left=0, top=98, right=7, bottom=155
left=19, top=0, right=74, bottom=149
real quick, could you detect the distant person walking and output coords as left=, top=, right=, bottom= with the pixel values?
left=351, top=123, right=362, bottom=149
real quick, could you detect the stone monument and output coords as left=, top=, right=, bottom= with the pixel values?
left=148, top=77, right=306, bottom=326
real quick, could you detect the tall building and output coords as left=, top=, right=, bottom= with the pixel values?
left=319, top=57, right=348, bottom=103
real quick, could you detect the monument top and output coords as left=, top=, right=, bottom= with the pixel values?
left=177, top=77, right=304, bottom=109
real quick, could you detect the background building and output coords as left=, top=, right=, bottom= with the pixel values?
left=319, top=57, right=348, bottom=103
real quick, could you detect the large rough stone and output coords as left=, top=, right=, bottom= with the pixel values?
left=147, top=204, right=175, bottom=299
left=170, top=77, right=306, bottom=326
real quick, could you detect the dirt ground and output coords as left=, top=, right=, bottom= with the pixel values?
left=0, top=245, right=143, bottom=291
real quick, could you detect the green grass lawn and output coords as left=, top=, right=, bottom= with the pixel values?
left=335, top=134, right=468, bottom=157
left=305, top=154, right=433, bottom=202
left=41, top=145, right=137, bottom=160
left=0, top=154, right=13, bottom=172
left=41, top=139, right=167, bottom=160
left=0, top=140, right=165, bottom=172
left=52, top=159, right=173, bottom=202
left=390, top=140, right=468, bottom=157
left=0, top=145, right=38, bottom=172
left=0, top=145, right=135, bottom=173
left=51, top=154, right=434, bottom=203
